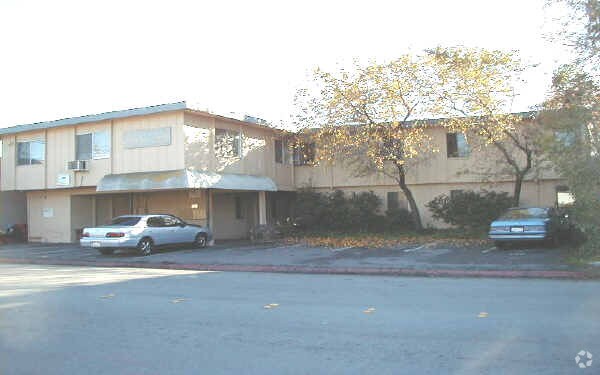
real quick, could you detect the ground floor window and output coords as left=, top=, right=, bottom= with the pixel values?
left=387, top=192, right=399, bottom=210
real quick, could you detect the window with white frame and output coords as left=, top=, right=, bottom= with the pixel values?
left=76, top=131, right=110, bottom=160
left=17, top=140, right=45, bottom=165
left=215, top=128, right=241, bottom=157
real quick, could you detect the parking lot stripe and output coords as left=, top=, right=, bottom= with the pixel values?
left=331, top=246, right=354, bottom=252
left=404, top=245, right=425, bottom=253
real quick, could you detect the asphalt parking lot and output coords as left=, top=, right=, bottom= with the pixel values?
left=0, top=239, right=581, bottom=273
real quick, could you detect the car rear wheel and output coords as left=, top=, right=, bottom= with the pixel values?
left=138, top=238, right=154, bottom=256
left=194, top=233, right=207, bottom=248
left=98, top=248, right=114, bottom=255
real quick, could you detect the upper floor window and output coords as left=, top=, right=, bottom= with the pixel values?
left=293, top=142, right=315, bottom=166
left=275, top=139, right=283, bottom=163
left=76, top=131, right=110, bottom=160
left=446, top=133, right=470, bottom=158
left=215, top=128, right=241, bottom=157
left=17, top=140, right=45, bottom=165
left=554, top=131, right=576, bottom=147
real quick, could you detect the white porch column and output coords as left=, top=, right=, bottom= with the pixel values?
left=207, top=189, right=214, bottom=229
left=258, top=191, right=267, bottom=225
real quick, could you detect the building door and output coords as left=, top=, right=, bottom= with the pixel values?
left=112, top=195, right=131, bottom=217
left=95, top=196, right=112, bottom=225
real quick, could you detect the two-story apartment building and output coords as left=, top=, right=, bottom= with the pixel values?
left=0, top=102, right=295, bottom=242
left=0, top=102, right=565, bottom=243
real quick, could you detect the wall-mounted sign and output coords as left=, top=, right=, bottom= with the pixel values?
left=123, top=127, right=172, bottom=149
left=42, top=207, right=54, bottom=218
left=56, top=173, right=70, bottom=186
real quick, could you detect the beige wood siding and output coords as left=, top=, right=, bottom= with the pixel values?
left=46, top=127, right=75, bottom=189
left=113, top=112, right=185, bottom=174
left=27, top=190, right=72, bottom=242
left=1, top=135, right=16, bottom=190
left=184, top=112, right=294, bottom=191
left=294, top=126, right=561, bottom=189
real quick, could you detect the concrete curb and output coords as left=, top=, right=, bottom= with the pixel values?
left=0, top=257, right=595, bottom=280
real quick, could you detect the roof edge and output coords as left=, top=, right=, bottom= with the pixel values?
left=0, top=101, right=187, bottom=136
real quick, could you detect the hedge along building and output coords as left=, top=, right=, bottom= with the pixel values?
left=0, top=102, right=295, bottom=242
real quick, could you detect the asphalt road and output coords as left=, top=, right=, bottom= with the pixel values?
left=0, top=264, right=598, bottom=374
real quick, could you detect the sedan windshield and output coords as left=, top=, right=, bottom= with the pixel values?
left=500, top=208, right=549, bottom=219
left=110, top=216, right=141, bottom=226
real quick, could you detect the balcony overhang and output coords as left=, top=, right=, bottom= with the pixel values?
left=96, top=169, right=277, bottom=192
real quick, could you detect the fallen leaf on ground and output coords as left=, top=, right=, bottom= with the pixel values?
left=477, top=312, right=489, bottom=318
left=264, top=303, right=279, bottom=309
left=363, top=307, right=376, bottom=314
left=171, top=298, right=188, bottom=304
left=100, top=293, right=115, bottom=299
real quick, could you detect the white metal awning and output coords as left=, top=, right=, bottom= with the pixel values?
left=96, top=169, right=278, bottom=192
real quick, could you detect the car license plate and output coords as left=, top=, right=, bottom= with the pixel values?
left=510, top=227, right=524, bottom=233
left=91, top=241, right=101, bottom=248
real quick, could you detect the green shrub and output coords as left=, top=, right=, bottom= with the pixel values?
left=426, top=190, right=513, bottom=230
left=385, top=207, right=415, bottom=231
left=292, top=187, right=328, bottom=229
left=292, top=188, right=385, bottom=232
left=348, top=191, right=383, bottom=232
left=325, top=190, right=352, bottom=230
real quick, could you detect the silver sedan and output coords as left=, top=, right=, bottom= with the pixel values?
left=80, top=214, right=213, bottom=256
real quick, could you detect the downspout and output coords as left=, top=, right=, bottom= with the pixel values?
left=44, top=129, right=48, bottom=190
left=110, top=120, right=114, bottom=174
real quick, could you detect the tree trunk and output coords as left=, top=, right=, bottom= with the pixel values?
left=513, top=173, right=523, bottom=207
left=396, top=163, right=423, bottom=231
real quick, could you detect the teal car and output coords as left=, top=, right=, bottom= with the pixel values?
left=488, top=207, right=571, bottom=248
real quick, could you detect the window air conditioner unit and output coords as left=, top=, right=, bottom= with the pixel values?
left=67, top=160, right=88, bottom=171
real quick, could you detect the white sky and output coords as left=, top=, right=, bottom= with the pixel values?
left=0, top=0, right=572, bottom=129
